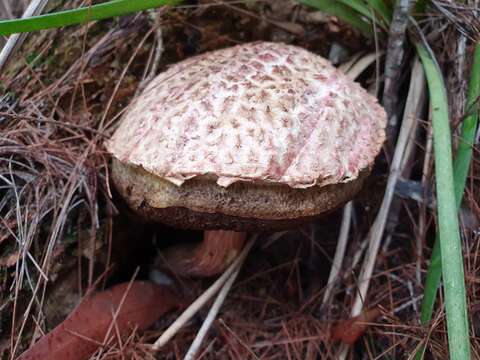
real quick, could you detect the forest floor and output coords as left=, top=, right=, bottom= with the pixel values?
left=0, top=0, right=479, bottom=359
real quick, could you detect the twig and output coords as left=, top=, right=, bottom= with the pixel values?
left=183, top=257, right=245, bottom=360
left=217, top=0, right=304, bottom=35
left=382, top=57, right=427, bottom=253
left=383, top=0, right=412, bottom=140
left=393, top=294, right=423, bottom=315
left=136, top=8, right=164, bottom=95
left=347, top=237, right=368, bottom=278
left=321, top=201, right=352, bottom=308
left=98, top=27, right=155, bottom=131
left=353, top=58, right=422, bottom=316
left=152, top=237, right=256, bottom=350
left=0, top=0, right=49, bottom=73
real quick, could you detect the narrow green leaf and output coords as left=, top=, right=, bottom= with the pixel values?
left=0, top=0, right=180, bottom=36
left=419, top=239, right=441, bottom=325
left=337, top=0, right=375, bottom=20
left=337, top=0, right=391, bottom=30
left=365, top=0, right=392, bottom=23
left=453, top=45, right=480, bottom=198
left=298, top=0, right=374, bottom=36
left=417, top=43, right=480, bottom=359
left=416, top=44, right=471, bottom=360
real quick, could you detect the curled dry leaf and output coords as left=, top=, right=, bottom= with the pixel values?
left=330, top=307, right=381, bottom=345
left=17, top=281, right=179, bottom=360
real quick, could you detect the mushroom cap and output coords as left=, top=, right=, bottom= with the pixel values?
left=108, top=41, right=386, bottom=230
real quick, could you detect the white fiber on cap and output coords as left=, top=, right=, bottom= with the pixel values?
left=108, top=42, right=386, bottom=189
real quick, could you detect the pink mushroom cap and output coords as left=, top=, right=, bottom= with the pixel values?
left=108, top=42, right=386, bottom=230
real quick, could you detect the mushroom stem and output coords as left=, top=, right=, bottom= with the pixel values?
left=163, top=231, right=246, bottom=277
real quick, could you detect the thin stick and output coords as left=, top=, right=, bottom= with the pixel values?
left=321, top=201, right=352, bottom=308
left=382, top=57, right=426, bottom=252
left=183, top=257, right=245, bottom=360
left=0, top=0, right=49, bottom=73
left=350, top=60, right=420, bottom=318
left=152, top=237, right=256, bottom=350
left=383, top=0, right=411, bottom=139
left=135, top=8, right=164, bottom=96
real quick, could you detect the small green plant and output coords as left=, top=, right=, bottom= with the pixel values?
left=0, top=0, right=180, bottom=36
left=416, top=43, right=472, bottom=360
left=416, top=42, right=479, bottom=359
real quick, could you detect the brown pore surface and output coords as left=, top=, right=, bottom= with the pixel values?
left=112, top=158, right=368, bottom=231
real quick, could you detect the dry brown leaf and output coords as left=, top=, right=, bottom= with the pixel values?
left=330, top=307, right=381, bottom=345
left=17, top=281, right=179, bottom=360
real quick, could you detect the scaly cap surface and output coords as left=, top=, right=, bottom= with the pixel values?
left=108, top=42, right=386, bottom=189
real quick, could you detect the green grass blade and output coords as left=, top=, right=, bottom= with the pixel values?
left=0, top=0, right=180, bottom=36
left=419, top=239, right=441, bottom=325
left=453, top=44, right=480, bottom=198
left=336, top=0, right=390, bottom=30
left=298, top=0, right=374, bottom=36
left=417, top=43, right=480, bottom=359
left=416, top=43, right=471, bottom=360
left=365, top=0, right=392, bottom=23
left=415, top=238, right=441, bottom=360
left=336, top=0, right=377, bottom=20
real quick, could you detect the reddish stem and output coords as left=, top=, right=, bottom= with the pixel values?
left=162, top=230, right=246, bottom=277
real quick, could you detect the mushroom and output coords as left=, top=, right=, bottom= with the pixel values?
left=107, top=41, right=386, bottom=278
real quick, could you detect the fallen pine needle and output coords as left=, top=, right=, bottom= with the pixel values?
left=152, top=237, right=256, bottom=351
left=183, top=254, right=246, bottom=360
